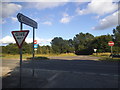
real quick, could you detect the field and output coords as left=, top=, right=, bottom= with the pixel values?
left=1, top=53, right=76, bottom=60
left=92, top=52, right=111, bottom=57
left=1, top=53, right=120, bottom=62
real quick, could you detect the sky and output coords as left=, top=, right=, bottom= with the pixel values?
left=0, top=0, right=119, bottom=46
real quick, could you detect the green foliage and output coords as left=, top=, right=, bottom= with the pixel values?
left=51, top=37, right=75, bottom=54
left=112, top=25, right=120, bottom=53
left=113, top=46, right=120, bottom=53
left=91, top=35, right=112, bottom=53
left=39, top=45, right=51, bottom=54
left=2, top=25, right=120, bottom=55
left=2, top=43, right=19, bottom=54
left=73, top=32, right=94, bottom=55
left=75, top=48, right=94, bottom=55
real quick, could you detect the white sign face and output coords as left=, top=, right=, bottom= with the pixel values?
left=34, top=48, right=37, bottom=51
left=94, top=49, right=97, bottom=52
left=12, top=30, right=29, bottom=48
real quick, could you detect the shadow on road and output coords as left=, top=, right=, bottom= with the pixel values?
left=2, top=58, right=120, bottom=88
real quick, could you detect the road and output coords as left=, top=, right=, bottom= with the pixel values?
left=2, top=55, right=119, bottom=88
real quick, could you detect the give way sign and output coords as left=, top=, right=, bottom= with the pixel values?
left=12, top=30, right=29, bottom=48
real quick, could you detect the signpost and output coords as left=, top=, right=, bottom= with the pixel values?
left=12, top=30, right=29, bottom=48
left=108, top=41, right=114, bottom=57
left=17, top=13, right=38, bottom=60
left=17, top=13, right=38, bottom=78
left=34, top=48, right=37, bottom=51
left=34, top=40, right=37, bottom=44
left=12, top=30, right=29, bottom=88
left=34, top=40, right=38, bottom=54
left=94, top=49, right=97, bottom=56
left=34, top=44, right=38, bottom=48
left=108, top=41, right=114, bottom=46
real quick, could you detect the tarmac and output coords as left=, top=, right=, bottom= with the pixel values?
left=2, top=68, right=55, bottom=88
left=2, top=67, right=119, bottom=88
left=1, top=56, right=119, bottom=88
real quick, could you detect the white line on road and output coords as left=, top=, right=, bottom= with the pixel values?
left=47, top=72, right=60, bottom=81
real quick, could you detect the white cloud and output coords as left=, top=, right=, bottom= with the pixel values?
left=60, top=17, right=71, bottom=23
left=1, top=3, right=22, bottom=18
left=42, top=21, right=52, bottom=25
left=26, top=37, right=52, bottom=46
left=11, top=17, right=17, bottom=22
left=26, top=2, right=67, bottom=10
left=92, top=11, right=118, bottom=30
left=0, top=36, right=15, bottom=44
left=60, top=13, right=74, bottom=24
left=76, top=0, right=118, bottom=16
left=2, top=0, right=119, bottom=2
left=0, top=36, right=52, bottom=46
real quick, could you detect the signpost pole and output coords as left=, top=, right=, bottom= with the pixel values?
left=111, top=46, right=113, bottom=58
left=20, top=22, right=23, bottom=88
left=16, top=12, right=37, bottom=84
left=108, top=41, right=114, bottom=58
left=12, top=30, right=29, bottom=88
left=33, top=27, right=35, bottom=59
left=32, top=27, right=35, bottom=76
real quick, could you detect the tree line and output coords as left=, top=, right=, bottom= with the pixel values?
left=2, top=25, right=120, bottom=55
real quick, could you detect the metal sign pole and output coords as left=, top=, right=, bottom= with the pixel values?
left=33, top=27, right=35, bottom=59
left=111, top=46, right=113, bottom=58
left=32, top=27, right=35, bottom=76
left=20, top=22, right=23, bottom=88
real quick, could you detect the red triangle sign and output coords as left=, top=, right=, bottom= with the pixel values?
left=12, top=30, right=29, bottom=48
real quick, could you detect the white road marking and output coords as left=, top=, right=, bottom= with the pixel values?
left=47, top=72, right=60, bottom=81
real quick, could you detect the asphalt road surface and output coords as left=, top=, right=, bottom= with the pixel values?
left=2, top=55, right=120, bottom=88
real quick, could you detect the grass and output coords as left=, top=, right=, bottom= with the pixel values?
left=91, top=53, right=111, bottom=57
left=91, top=53, right=120, bottom=62
left=99, top=57, right=120, bottom=62
left=2, top=53, right=119, bottom=62
left=26, top=56, right=49, bottom=60
left=2, top=53, right=76, bottom=60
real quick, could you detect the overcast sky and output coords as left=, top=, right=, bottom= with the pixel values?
left=0, top=0, right=119, bottom=46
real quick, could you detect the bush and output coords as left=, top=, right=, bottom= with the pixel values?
left=75, top=48, right=94, bottom=55
left=27, top=56, right=49, bottom=60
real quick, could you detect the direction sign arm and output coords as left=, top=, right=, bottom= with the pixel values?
left=17, top=13, right=37, bottom=29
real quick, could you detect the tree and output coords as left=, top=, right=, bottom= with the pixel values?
left=2, top=42, right=33, bottom=54
left=51, top=37, right=66, bottom=53
left=112, top=25, right=120, bottom=47
left=2, top=43, right=19, bottom=54
left=91, top=35, right=112, bottom=53
left=51, top=37, right=75, bottom=54
left=112, top=25, right=120, bottom=53
left=73, top=32, right=94, bottom=55
left=67, top=39, right=75, bottom=53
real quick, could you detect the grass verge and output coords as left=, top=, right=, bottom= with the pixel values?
left=91, top=53, right=111, bottom=57
left=99, top=57, right=120, bottom=62
left=2, top=53, right=76, bottom=60
left=91, top=53, right=120, bottom=62
left=26, top=56, right=49, bottom=60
